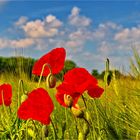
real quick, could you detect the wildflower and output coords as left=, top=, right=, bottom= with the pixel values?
left=0, top=84, right=12, bottom=106
left=32, top=47, right=66, bottom=76
left=56, top=83, right=81, bottom=107
left=17, top=88, right=54, bottom=125
left=56, top=68, right=104, bottom=107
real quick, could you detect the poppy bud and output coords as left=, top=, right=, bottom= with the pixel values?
left=42, top=125, right=49, bottom=137
left=104, top=58, right=111, bottom=86
left=71, top=104, right=84, bottom=118
left=46, top=73, right=56, bottom=88
left=21, top=94, right=28, bottom=103
left=64, top=94, right=73, bottom=107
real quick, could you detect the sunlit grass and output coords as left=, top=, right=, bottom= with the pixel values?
left=0, top=70, right=140, bottom=139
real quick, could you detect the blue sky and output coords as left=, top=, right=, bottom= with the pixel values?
left=1, top=1, right=140, bottom=73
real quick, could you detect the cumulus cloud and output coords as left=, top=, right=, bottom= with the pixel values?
left=0, top=38, right=11, bottom=49
left=11, top=38, right=34, bottom=48
left=15, top=16, right=28, bottom=26
left=114, top=26, right=140, bottom=43
left=2, top=6, right=140, bottom=72
left=17, top=14, right=62, bottom=38
left=0, top=38, right=34, bottom=49
left=69, top=6, right=91, bottom=27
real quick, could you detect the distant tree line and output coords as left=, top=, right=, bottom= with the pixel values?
left=0, top=56, right=35, bottom=79
left=0, top=56, right=124, bottom=80
left=91, top=69, right=124, bottom=79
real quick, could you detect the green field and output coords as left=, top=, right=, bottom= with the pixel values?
left=0, top=67, right=140, bottom=140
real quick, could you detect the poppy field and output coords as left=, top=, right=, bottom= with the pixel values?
left=0, top=47, right=140, bottom=140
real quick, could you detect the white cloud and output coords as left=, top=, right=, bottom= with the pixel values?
left=15, top=16, right=28, bottom=26
left=2, top=6, right=140, bottom=72
left=0, top=38, right=11, bottom=49
left=71, top=6, right=80, bottom=16
left=45, top=14, right=62, bottom=27
left=0, top=38, right=34, bottom=49
left=114, top=26, right=140, bottom=43
left=11, top=38, right=34, bottom=48
left=69, top=6, right=91, bottom=27
left=20, top=15, right=62, bottom=38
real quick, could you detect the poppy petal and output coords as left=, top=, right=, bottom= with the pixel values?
left=17, top=88, right=54, bottom=125
left=0, top=84, right=12, bottom=106
left=64, top=68, right=91, bottom=85
left=56, top=83, right=81, bottom=107
left=32, top=47, right=66, bottom=76
left=87, top=85, right=104, bottom=98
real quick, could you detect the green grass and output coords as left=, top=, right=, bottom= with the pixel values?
left=0, top=71, right=140, bottom=140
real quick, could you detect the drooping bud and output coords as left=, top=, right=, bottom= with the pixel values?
left=71, top=104, right=84, bottom=118
left=46, top=73, right=56, bottom=88
left=64, top=94, right=73, bottom=107
left=21, top=94, right=28, bottom=103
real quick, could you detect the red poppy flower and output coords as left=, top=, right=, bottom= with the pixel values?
left=0, top=84, right=12, bottom=106
left=87, top=76, right=104, bottom=98
left=56, top=68, right=104, bottom=107
left=56, top=83, right=81, bottom=107
left=32, top=47, right=66, bottom=76
left=17, top=88, right=54, bottom=125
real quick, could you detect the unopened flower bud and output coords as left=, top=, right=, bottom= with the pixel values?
left=46, top=73, right=56, bottom=88
left=21, top=94, right=28, bottom=103
left=64, top=94, right=73, bottom=107
left=71, top=104, right=84, bottom=118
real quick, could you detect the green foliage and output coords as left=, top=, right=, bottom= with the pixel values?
left=0, top=56, right=140, bottom=140
left=91, top=69, right=100, bottom=78
left=64, top=60, right=77, bottom=73
left=55, top=59, right=77, bottom=81
left=0, top=56, right=36, bottom=79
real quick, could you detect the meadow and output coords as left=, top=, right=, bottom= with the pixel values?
left=0, top=49, right=140, bottom=140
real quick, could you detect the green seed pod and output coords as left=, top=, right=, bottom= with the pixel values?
left=104, top=58, right=111, bottom=86
left=21, top=94, right=28, bottom=103
left=42, top=125, right=49, bottom=137
left=64, top=94, right=73, bottom=107
left=46, top=73, right=56, bottom=88
left=71, top=105, right=84, bottom=118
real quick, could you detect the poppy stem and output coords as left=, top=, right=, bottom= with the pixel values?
left=37, top=63, right=52, bottom=88
left=50, top=119, right=57, bottom=140
left=70, top=108, right=79, bottom=136
left=64, top=108, right=70, bottom=139
left=81, top=95, right=87, bottom=109
left=1, top=91, right=13, bottom=139
left=32, top=120, right=39, bottom=138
